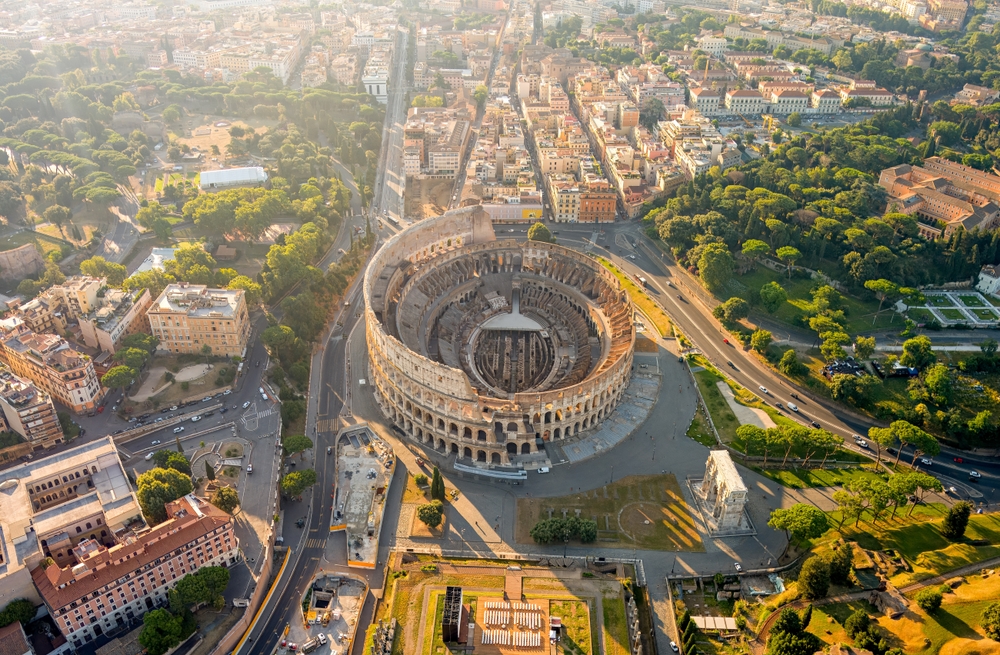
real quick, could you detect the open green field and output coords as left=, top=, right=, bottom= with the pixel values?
left=927, top=295, right=956, bottom=307
left=940, top=308, right=966, bottom=321
left=720, top=268, right=900, bottom=333
left=959, top=295, right=986, bottom=307
left=516, top=474, right=704, bottom=552
left=598, top=257, right=672, bottom=337
left=549, top=600, right=593, bottom=655
left=691, top=363, right=742, bottom=444
left=972, top=308, right=998, bottom=321
left=602, top=590, right=629, bottom=655
left=0, top=230, right=69, bottom=259
left=907, top=307, right=936, bottom=323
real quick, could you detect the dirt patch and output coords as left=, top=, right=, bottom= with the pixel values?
left=409, top=507, right=449, bottom=538
left=131, top=363, right=214, bottom=402
left=173, top=116, right=274, bottom=159
left=221, top=442, right=244, bottom=458
left=634, top=336, right=659, bottom=353
left=404, top=178, right=454, bottom=220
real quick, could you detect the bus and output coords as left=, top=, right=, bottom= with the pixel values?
left=635, top=275, right=647, bottom=288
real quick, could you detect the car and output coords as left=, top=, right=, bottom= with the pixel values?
left=191, top=416, right=202, bottom=422
left=280, top=640, right=287, bottom=648
left=220, top=408, right=228, bottom=414
left=723, top=338, right=730, bottom=344
left=145, top=452, right=154, bottom=460
left=247, top=464, right=253, bottom=474
left=538, top=467, right=550, bottom=473
left=727, top=361, right=736, bottom=368
left=154, top=417, right=164, bottom=423
left=223, top=390, right=232, bottom=395
left=114, top=429, right=124, bottom=435
left=669, top=641, right=679, bottom=652
left=204, top=412, right=214, bottom=417
left=852, top=433, right=863, bottom=442
left=954, top=457, right=964, bottom=464
left=758, top=385, right=768, bottom=395
left=790, top=393, right=800, bottom=400
left=170, top=405, right=178, bottom=411
left=734, top=562, right=743, bottom=572
left=151, top=440, right=161, bottom=446
left=112, top=405, right=118, bottom=412
left=261, top=392, right=269, bottom=401
left=243, top=401, right=251, bottom=409
left=776, top=403, right=784, bottom=410
left=289, top=643, right=297, bottom=651
left=507, top=228, right=514, bottom=232
left=255, top=361, right=260, bottom=367
left=787, top=402, right=799, bottom=412
left=970, top=470, right=982, bottom=479
left=327, top=446, right=332, bottom=455
left=259, top=387, right=265, bottom=395
left=920, top=458, right=933, bottom=466
left=628, top=254, right=636, bottom=260
left=160, top=408, right=170, bottom=413
left=202, top=396, right=212, bottom=402
left=857, top=439, right=868, bottom=448
left=173, top=426, right=185, bottom=433
left=948, top=486, right=958, bottom=495
left=886, top=447, right=897, bottom=455
left=214, top=392, right=224, bottom=398
left=810, top=421, right=821, bottom=429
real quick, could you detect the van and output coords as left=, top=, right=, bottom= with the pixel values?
left=145, top=452, right=154, bottom=461
left=538, top=467, right=550, bottom=474
left=787, top=403, right=799, bottom=412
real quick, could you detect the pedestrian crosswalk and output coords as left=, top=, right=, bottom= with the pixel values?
left=317, top=418, right=340, bottom=433
left=304, top=538, right=327, bottom=548
left=256, top=407, right=277, bottom=419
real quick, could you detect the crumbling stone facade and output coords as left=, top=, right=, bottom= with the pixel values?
left=364, top=207, right=635, bottom=466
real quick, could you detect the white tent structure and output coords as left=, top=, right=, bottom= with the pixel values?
left=199, top=166, right=268, bottom=191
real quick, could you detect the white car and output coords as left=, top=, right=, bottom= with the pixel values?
left=145, top=452, right=154, bottom=461
left=151, top=440, right=161, bottom=446
left=857, top=439, right=868, bottom=448
left=734, top=562, right=743, bottom=572
left=969, top=470, right=982, bottom=479
left=920, top=458, right=933, bottom=466
left=243, top=401, right=251, bottom=409
left=191, top=416, right=202, bottom=422
left=538, top=467, right=550, bottom=474
left=787, top=402, right=799, bottom=412
left=758, top=385, right=768, bottom=395
left=223, top=390, right=232, bottom=395
left=669, top=641, right=679, bottom=652
left=173, top=426, right=185, bottom=434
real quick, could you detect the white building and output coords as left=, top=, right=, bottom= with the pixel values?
left=199, top=167, right=268, bottom=191
left=977, top=264, right=1000, bottom=297
left=696, top=36, right=729, bottom=56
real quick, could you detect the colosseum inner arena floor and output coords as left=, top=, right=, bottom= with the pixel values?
left=364, top=208, right=636, bottom=468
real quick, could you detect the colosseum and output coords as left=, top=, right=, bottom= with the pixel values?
left=363, top=207, right=636, bottom=467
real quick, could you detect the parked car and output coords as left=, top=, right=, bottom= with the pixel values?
left=538, top=467, right=550, bottom=474
left=202, top=396, right=212, bottom=402
left=857, top=439, right=869, bottom=448
left=669, top=642, right=679, bottom=652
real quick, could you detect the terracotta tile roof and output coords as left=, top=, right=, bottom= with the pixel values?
left=0, top=623, right=30, bottom=655
left=30, top=496, right=233, bottom=611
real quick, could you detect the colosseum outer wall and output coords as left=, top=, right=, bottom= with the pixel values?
left=364, top=207, right=635, bottom=465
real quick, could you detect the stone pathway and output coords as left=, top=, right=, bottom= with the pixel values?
left=716, top=381, right=775, bottom=429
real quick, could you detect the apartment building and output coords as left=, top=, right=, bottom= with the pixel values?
left=578, top=175, right=617, bottom=223
left=78, top=289, right=153, bottom=355
left=34, top=494, right=238, bottom=649
left=331, top=52, right=358, bottom=85
left=547, top=174, right=581, bottom=222
left=768, top=90, right=810, bottom=114
left=0, top=437, right=142, bottom=609
left=688, top=87, right=721, bottom=116
left=926, top=0, right=968, bottom=21
left=146, top=284, right=251, bottom=358
left=0, top=366, right=63, bottom=449
left=0, top=321, right=103, bottom=414
left=725, top=89, right=765, bottom=115
left=812, top=89, right=843, bottom=113
left=879, top=158, right=1000, bottom=237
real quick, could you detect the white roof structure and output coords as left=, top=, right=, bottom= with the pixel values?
left=199, top=166, right=268, bottom=190
left=692, top=616, right=739, bottom=631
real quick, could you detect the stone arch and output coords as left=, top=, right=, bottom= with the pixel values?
left=521, top=442, right=531, bottom=454
left=450, top=443, right=459, bottom=454
left=533, top=413, right=541, bottom=423
left=449, top=422, right=458, bottom=436
left=506, top=443, right=517, bottom=455
left=574, top=421, right=580, bottom=434
left=491, top=452, right=502, bottom=464
left=507, top=422, right=518, bottom=432
left=463, top=427, right=472, bottom=439
left=437, top=439, right=446, bottom=451
left=554, top=427, right=561, bottom=439
left=437, top=418, right=445, bottom=430
left=464, top=447, right=473, bottom=459
left=544, top=411, right=552, bottom=424
left=477, top=429, right=487, bottom=441
left=477, top=450, right=487, bottom=462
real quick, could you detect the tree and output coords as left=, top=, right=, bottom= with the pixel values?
left=864, top=279, right=899, bottom=325
left=137, top=468, right=194, bottom=524
left=908, top=472, right=943, bottom=516
left=205, top=460, right=215, bottom=480
left=901, top=335, right=935, bottom=369
left=227, top=275, right=263, bottom=306
left=759, top=281, right=788, bottom=313
left=832, top=49, right=852, bottom=70
left=713, top=297, right=749, bottom=323
left=916, top=588, right=943, bottom=612
left=473, top=85, right=489, bottom=107
left=867, top=426, right=897, bottom=466
left=942, top=501, right=972, bottom=541
left=640, top=97, right=666, bottom=130
left=798, top=556, right=830, bottom=600
left=751, top=329, right=773, bottom=353
left=80, top=255, right=128, bottom=286
left=698, top=243, right=734, bottom=292
left=800, top=605, right=812, bottom=630
left=431, top=466, right=445, bottom=502
left=527, top=222, right=555, bottom=243
left=417, top=500, right=444, bottom=528
left=844, top=609, right=870, bottom=639
left=923, top=364, right=953, bottom=405
left=153, top=450, right=191, bottom=475
left=787, top=112, right=802, bottom=128
left=176, top=567, right=230, bottom=609
left=776, top=246, right=801, bottom=279
left=101, top=365, right=134, bottom=394
left=833, top=489, right=866, bottom=529
left=280, top=468, right=318, bottom=498
left=116, top=347, right=150, bottom=371
left=211, top=486, right=240, bottom=514
left=979, top=338, right=998, bottom=358
left=43, top=205, right=72, bottom=237
left=981, top=602, right=1000, bottom=640
left=768, top=504, right=829, bottom=546
left=854, top=336, right=876, bottom=361
left=828, top=542, right=853, bottom=585
left=779, top=349, right=804, bottom=375
left=283, top=434, right=314, bottom=458
left=139, top=609, right=184, bottom=655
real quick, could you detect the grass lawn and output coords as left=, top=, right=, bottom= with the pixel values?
left=0, top=230, right=69, bottom=259
left=958, top=295, right=986, bottom=307
left=726, top=269, right=899, bottom=334
left=515, top=473, right=704, bottom=552
left=940, top=308, right=967, bottom=321
left=972, top=308, right=998, bottom=321
left=691, top=364, right=742, bottom=444
left=834, top=510, right=1000, bottom=587
left=927, top=295, right=956, bottom=307
left=598, top=257, right=672, bottom=337
left=550, top=600, right=593, bottom=655
left=753, top=466, right=885, bottom=489
left=908, top=308, right=936, bottom=323
left=686, top=413, right=718, bottom=447
left=602, top=591, right=630, bottom=655
left=155, top=176, right=164, bottom=193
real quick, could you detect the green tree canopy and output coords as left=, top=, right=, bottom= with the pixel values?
left=136, top=468, right=194, bottom=524
left=281, top=468, right=317, bottom=498
left=527, top=222, right=555, bottom=243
